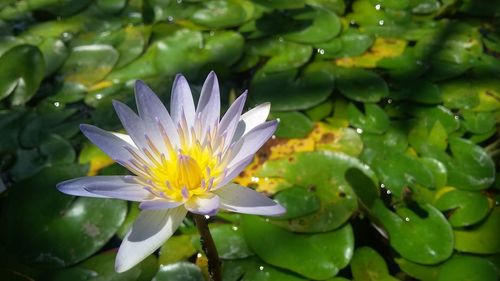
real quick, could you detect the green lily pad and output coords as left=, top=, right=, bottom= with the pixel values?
left=159, top=234, right=198, bottom=265
left=437, top=256, right=498, bottom=281
left=61, top=44, right=119, bottom=88
left=284, top=6, right=341, bottom=44
left=389, top=79, right=442, bottom=104
left=250, top=38, right=313, bottom=73
left=348, top=103, right=390, bottom=134
left=273, top=186, right=321, bottom=220
left=350, top=247, right=398, bottom=281
left=210, top=224, right=254, bottom=259
left=0, top=165, right=127, bottom=267
left=371, top=200, right=454, bottom=264
left=428, top=137, right=495, bottom=191
left=190, top=0, right=249, bottom=29
left=51, top=251, right=158, bottom=281
left=335, top=68, right=389, bottom=103
left=242, top=215, right=354, bottom=280
left=222, top=257, right=307, bottom=281
left=460, top=110, right=496, bottom=134
left=345, top=167, right=380, bottom=210
left=371, top=151, right=434, bottom=197
left=270, top=111, right=314, bottom=138
left=259, top=151, right=376, bottom=232
left=394, top=257, right=440, bottom=281
left=153, top=262, right=204, bottom=281
left=454, top=207, right=500, bottom=254
left=305, top=100, right=333, bottom=121
left=251, top=61, right=335, bottom=111
left=38, top=38, right=69, bottom=76
left=316, top=28, right=374, bottom=59
left=434, top=188, right=491, bottom=227
left=0, top=44, right=45, bottom=106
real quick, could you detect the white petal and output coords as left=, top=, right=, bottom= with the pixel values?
left=83, top=178, right=151, bottom=202
left=228, top=120, right=277, bottom=166
left=112, top=100, right=149, bottom=150
left=197, top=71, right=220, bottom=129
left=139, top=200, right=183, bottom=210
left=112, top=132, right=135, bottom=147
left=185, top=193, right=220, bottom=216
left=215, top=183, right=285, bottom=216
left=171, top=74, right=195, bottom=127
left=57, top=176, right=141, bottom=199
left=115, top=207, right=187, bottom=272
left=219, top=91, right=247, bottom=148
left=80, top=124, right=136, bottom=163
left=134, top=80, right=179, bottom=147
left=232, top=102, right=270, bottom=142
left=215, top=154, right=254, bottom=189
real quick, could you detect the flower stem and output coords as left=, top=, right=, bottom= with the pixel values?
left=192, top=214, right=222, bottom=281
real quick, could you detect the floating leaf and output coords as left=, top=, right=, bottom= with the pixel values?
left=434, top=188, right=491, bottom=227
left=0, top=44, right=45, bottom=105
left=284, top=6, right=341, bottom=44
left=153, top=262, right=204, bottom=281
left=211, top=224, right=253, bottom=259
left=437, top=256, right=498, bottom=281
left=61, top=45, right=118, bottom=87
left=335, top=68, right=388, bottom=103
left=350, top=247, right=399, bottom=281
left=371, top=200, right=454, bottom=264
left=222, top=257, right=307, bottom=281
left=270, top=111, right=314, bottom=138
left=251, top=62, right=335, bottom=111
left=454, top=207, right=500, bottom=254
left=0, top=165, right=127, bottom=267
left=242, top=215, right=354, bottom=280
left=259, top=151, right=375, bottom=232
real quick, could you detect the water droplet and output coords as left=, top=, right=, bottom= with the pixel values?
left=356, top=128, right=363, bottom=134
left=278, top=37, right=284, bottom=42
left=53, top=101, right=60, bottom=107
left=204, top=215, right=210, bottom=219
left=405, top=217, right=410, bottom=222
left=375, top=4, right=381, bottom=10
left=96, top=94, right=103, bottom=100
left=167, top=16, right=174, bottom=22
left=176, top=0, right=182, bottom=3
left=387, top=98, right=393, bottom=104
left=232, top=226, right=238, bottom=231
left=271, top=135, right=276, bottom=139
left=276, top=118, right=281, bottom=123
left=380, top=183, right=386, bottom=188
left=454, top=115, right=460, bottom=120
left=386, top=189, right=392, bottom=195
left=61, top=32, right=73, bottom=43
left=259, top=266, right=264, bottom=271
left=251, top=177, right=260, bottom=183
left=197, top=253, right=202, bottom=258
left=209, top=31, right=215, bottom=36
left=378, top=20, right=385, bottom=26
left=317, top=48, right=325, bottom=55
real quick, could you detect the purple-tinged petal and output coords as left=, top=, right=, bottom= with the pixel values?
left=112, top=100, right=149, bottom=151
left=232, top=102, right=270, bottom=142
left=112, top=132, right=135, bottom=147
left=83, top=178, right=151, bottom=201
left=139, top=200, right=183, bottom=210
left=219, top=91, right=247, bottom=148
left=80, top=124, right=137, bottom=163
left=215, top=183, right=285, bottom=216
left=115, top=207, right=187, bottom=272
left=57, top=176, right=140, bottom=199
left=197, top=71, right=220, bottom=129
left=171, top=74, right=195, bottom=127
left=134, top=80, right=180, bottom=147
left=185, top=193, right=220, bottom=216
left=215, top=154, right=254, bottom=189
left=228, top=120, right=278, bottom=166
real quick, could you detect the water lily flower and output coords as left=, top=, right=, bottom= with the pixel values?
left=57, top=72, right=285, bottom=272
